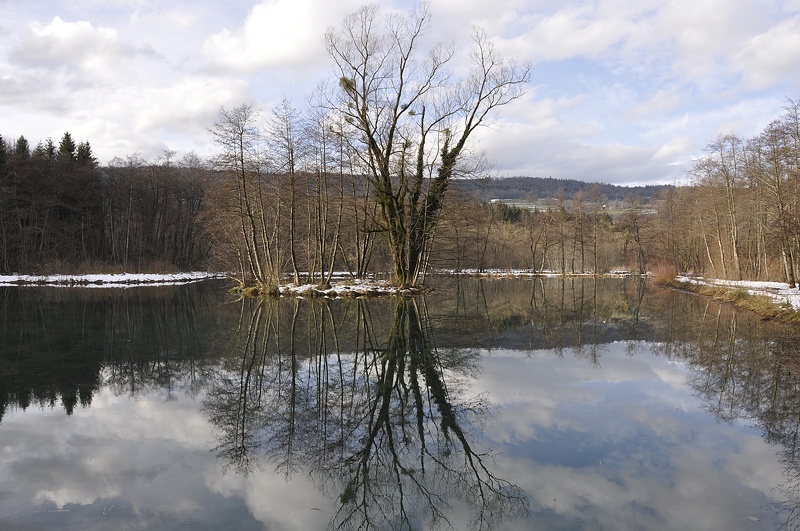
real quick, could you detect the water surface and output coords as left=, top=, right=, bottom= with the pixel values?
left=1, top=278, right=798, bottom=530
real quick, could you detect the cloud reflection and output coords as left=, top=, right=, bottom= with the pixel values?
left=478, top=343, right=786, bottom=529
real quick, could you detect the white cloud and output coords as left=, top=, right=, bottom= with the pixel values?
left=1, top=0, right=799, bottom=181
left=203, top=0, right=362, bottom=74
left=628, top=87, right=683, bottom=119
left=11, top=17, right=141, bottom=79
left=733, top=15, right=800, bottom=90
left=523, top=5, right=631, bottom=62
left=651, top=136, right=692, bottom=163
left=83, top=77, right=251, bottom=160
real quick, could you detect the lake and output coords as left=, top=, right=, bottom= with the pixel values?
left=1, top=277, right=799, bottom=530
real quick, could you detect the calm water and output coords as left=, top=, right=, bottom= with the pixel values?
left=1, top=277, right=799, bottom=530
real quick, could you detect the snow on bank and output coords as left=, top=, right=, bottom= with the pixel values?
left=0, top=270, right=415, bottom=296
left=439, top=268, right=639, bottom=278
left=675, top=276, right=800, bottom=311
left=0, top=271, right=228, bottom=288
left=278, top=279, right=423, bottom=298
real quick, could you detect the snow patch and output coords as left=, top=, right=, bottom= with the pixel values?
left=675, top=276, right=800, bottom=311
left=278, top=279, right=422, bottom=298
left=437, top=268, right=639, bottom=278
left=0, top=272, right=227, bottom=288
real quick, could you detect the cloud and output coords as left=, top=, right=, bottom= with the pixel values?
left=77, top=76, right=251, bottom=160
left=2, top=0, right=799, bottom=182
left=523, top=5, right=633, bottom=62
left=628, top=87, right=684, bottom=119
left=131, top=77, right=251, bottom=132
left=0, top=72, right=71, bottom=114
left=203, top=0, right=362, bottom=74
left=10, top=16, right=144, bottom=78
left=483, top=135, right=661, bottom=184
left=732, top=15, right=800, bottom=90
left=651, top=136, right=692, bottom=163
left=627, top=0, right=766, bottom=84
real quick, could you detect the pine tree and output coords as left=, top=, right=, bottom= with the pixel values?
left=76, top=141, right=96, bottom=167
left=32, top=139, right=56, bottom=163
left=0, top=134, right=6, bottom=177
left=46, top=138, right=56, bottom=161
left=15, top=135, right=30, bottom=159
left=58, top=132, right=76, bottom=164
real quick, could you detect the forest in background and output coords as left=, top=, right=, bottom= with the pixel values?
left=0, top=127, right=664, bottom=280
left=1, top=96, right=799, bottom=289
left=0, top=133, right=212, bottom=274
left=452, top=176, right=670, bottom=202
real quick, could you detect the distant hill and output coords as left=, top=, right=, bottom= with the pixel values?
left=451, top=176, right=672, bottom=203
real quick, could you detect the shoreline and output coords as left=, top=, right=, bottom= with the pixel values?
left=6, top=269, right=798, bottom=323
left=0, top=271, right=228, bottom=288
left=660, top=276, right=800, bottom=324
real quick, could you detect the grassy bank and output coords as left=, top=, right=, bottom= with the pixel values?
left=659, top=277, right=800, bottom=324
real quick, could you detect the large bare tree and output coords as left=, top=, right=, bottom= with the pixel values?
left=325, top=3, right=529, bottom=287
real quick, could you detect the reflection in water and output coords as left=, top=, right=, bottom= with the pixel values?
left=0, top=282, right=226, bottom=423
left=648, top=293, right=800, bottom=529
left=3, top=278, right=800, bottom=529
left=204, top=296, right=527, bottom=529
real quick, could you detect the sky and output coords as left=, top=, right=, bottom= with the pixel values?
left=2, top=0, right=800, bottom=185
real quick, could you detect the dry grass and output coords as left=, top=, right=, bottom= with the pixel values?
left=650, top=262, right=680, bottom=285
left=667, top=279, right=800, bottom=324
left=228, top=283, right=279, bottom=297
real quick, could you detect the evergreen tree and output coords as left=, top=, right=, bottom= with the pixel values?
left=58, top=132, right=76, bottom=164
left=0, top=134, right=6, bottom=177
left=32, top=139, right=56, bottom=163
left=15, top=135, right=30, bottom=160
left=32, top=142, right=46, bottom=159
left=76, top=141, right=96, bottom=167
left=45, top=138, right=56, bottom=161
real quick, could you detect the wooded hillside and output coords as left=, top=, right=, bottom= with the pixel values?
left=452, top=176, right=671, bottom=202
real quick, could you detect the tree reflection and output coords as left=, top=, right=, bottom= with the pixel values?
left=204, top=295, right=527, bottom=530
left=647, top=291, right=800, bottom=528
left=9, top=277, right=800, bottom=527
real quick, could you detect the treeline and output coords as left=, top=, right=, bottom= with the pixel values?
left=4, top=95, right=800, bottom=289
left=198, top=96, right=658, bottom=284
left=0, top=124, right=650, bottom=278
left=453, top=176, right=671, bottom=202
left=0, top=114, right=394, bottom=280
left=436, top=98, right=800, bottom=287
left=0, top=125, right=664, bottom=279
left=661, top=98, right=800, bottom=287
left=0, top=133, right=213, bottom=273
left=0, top=133, right=103, bottom=272
left=432, top=189, right=646, bottom=274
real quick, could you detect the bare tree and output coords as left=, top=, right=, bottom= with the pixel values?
left=704, top=134, right=745, bottom=279
left=324, top=3, right=529, bottom=287
left=267, top=99, right=304, bottom=285
left=210, top=104, right=282, bottom=289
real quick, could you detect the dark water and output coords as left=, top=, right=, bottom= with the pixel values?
left=1, top=277, right=799, bottom=530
